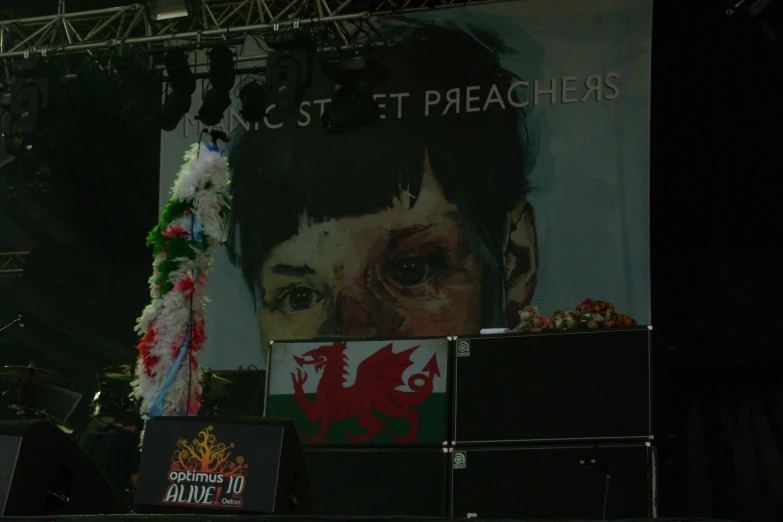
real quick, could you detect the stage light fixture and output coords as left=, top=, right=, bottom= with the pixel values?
left=158, top=49, right=196, bottom=131
left=147, top=0, right=191, bottom=21
left=265, top=53, right=303, bottom=112
left=321, top=78, right=380, bottom=134
left=159, top=91, right=192, bottom=131
left=163, top=50, right=196, bottom=96
left=197, top=88, right=231, bottom=126
left=320, top=51, right=386, bottom=134
left=265, top=30, right=314, bottom=50
left=158, top=50, right=195, bottom=131
left=263, top=31, right=314, bottom=113
left=207, top=45, right=235, bottom=92
left=239, top=81, right=267, bottom=123
left=9, top=77, right=49, bottom=137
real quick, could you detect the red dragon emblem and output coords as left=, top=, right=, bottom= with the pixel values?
left=289, top=341, right=441, bottom=443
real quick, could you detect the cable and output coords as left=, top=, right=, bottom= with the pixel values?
left=234, top=73, right=265, bottom=98
left=581, top=445, right=612, bottom=520
left=196, top=128, right=209, bottom=158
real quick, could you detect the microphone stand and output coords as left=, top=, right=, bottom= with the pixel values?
left=580, top=446, right=612, bottom=520
left=0, top=314, right=23, bottom=333
left=209, top=128, right=230, bottom=145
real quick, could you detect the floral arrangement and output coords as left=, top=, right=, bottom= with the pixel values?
left=514, top=298, right=638, bottom=333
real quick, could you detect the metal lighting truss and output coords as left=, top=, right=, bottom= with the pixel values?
left=0, top=0, right=512, bottom=65
left=0, top=251, right=29, bottom=277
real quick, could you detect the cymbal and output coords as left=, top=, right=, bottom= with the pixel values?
left=200, top=372, right=233, bottom=399
left=8, top=405, right=73, bottom=433
left=104, top=364, right=134, bottom=381
left=202, top=371, right=233, bottom=384
left=0, top=365, right=63, bottom=383
left=9, top=404, right=58, bottom=423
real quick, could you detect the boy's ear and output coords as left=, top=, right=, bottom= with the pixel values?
left=504, top=201, right=538, bottom=326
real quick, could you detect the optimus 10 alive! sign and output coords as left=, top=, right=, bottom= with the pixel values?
left=135, top=419, right=287, bottom=513
left=162, top=426, right=248, bottom=508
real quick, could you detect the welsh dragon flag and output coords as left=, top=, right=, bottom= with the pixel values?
left=266, top=338, right=449, bottom=445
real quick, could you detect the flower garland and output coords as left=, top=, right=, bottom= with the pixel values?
left=131, top=142, right=230, bottom=418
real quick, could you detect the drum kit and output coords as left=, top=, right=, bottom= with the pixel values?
left=0, top=362, right=236, bottom=431
left=0, top=364, right=76, bottom=432
left=85, top=364, right=138, bottom=429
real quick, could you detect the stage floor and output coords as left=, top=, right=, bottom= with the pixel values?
left=0, top=514, right=734, bottom=522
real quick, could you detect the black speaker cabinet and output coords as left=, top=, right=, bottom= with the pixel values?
left=134, top=417, right=311, bottom=514
left=304, top=447, right=449, bottom=516
left=0, top=420, right=118, bottom=516
left=453, top=327, right=652, bottom=443
left=450, top=443, right=656, bottom=519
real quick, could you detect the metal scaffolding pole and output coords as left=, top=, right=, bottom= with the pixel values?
left=0, top=12, right=370, bottom=59
left=0, top=0, right=514, bottom=62
left=0, top=251, right=29, bottom=277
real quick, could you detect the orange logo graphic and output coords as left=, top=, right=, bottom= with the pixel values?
left=163, top=426, right=248, bottom=508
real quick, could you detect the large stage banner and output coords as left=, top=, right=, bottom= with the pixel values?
left=159, top=0, right=653, bottom=371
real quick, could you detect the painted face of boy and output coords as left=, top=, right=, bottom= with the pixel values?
left=257, top=152, right=538, bottom=358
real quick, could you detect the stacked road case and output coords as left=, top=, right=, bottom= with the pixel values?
left=265, top=327, right=656, bottom=518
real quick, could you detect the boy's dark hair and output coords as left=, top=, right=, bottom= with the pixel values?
left=227, top=18, right=539, bottom=309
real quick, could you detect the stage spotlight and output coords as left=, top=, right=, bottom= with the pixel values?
left=10, top=78, right=49, bottom=137
left=320, top=51, right=386, bottom=134
left=159, top=91, right=192, bottom=131
left=265, top=52, right=307, bottom=112
left=163, top=50, right=195, bottom=96
left=263, top=31, right=314, bottom=112
left=239, top=81, right=267, bottom=123
left=197, top=88, right=230, bottom=126
left=207, top=45, right=235, bottom=92
left=159, top=50, right=195, bottom=131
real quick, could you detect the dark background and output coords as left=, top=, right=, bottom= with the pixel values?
left=0, top=0, right=161, bottom=424
left=1, top=0, right=782, bottom=520
left=651, top=2, right=783, bottom=520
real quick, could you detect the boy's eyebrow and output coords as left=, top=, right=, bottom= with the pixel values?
left=271, top=264, right=316, bottom=276
left=387, top=224, right=432, bottom=240
left=387, top=211, right=462, bottom=240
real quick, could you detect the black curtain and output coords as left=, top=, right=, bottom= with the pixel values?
left=683, top=362, right=783, bottom=521
left=653, top=1, right=783, bottom=519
